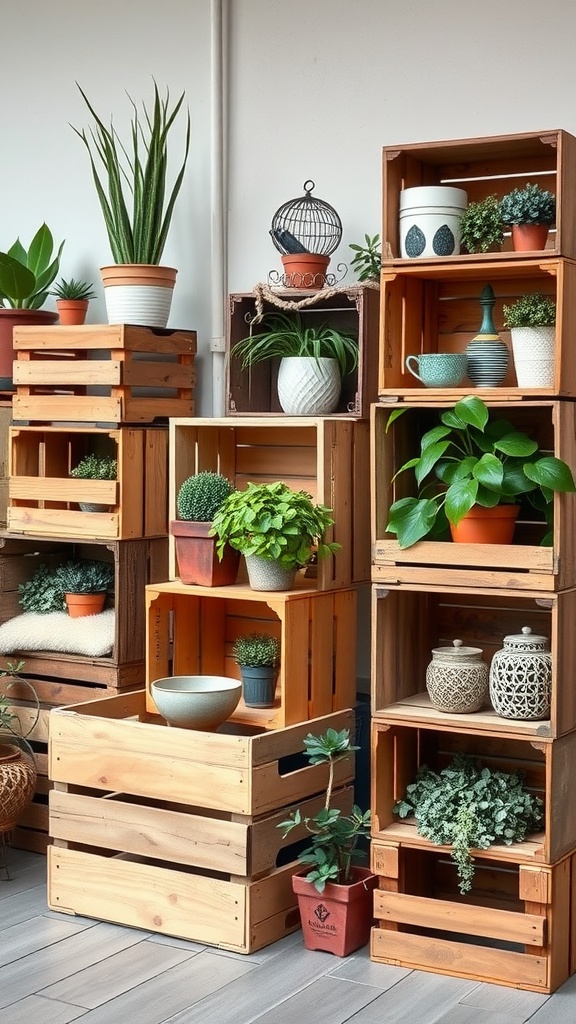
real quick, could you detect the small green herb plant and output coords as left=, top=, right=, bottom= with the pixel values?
left=56, top=559, right=114, bottom=595
left=233, top=312, right=358, bottom=378
left=51, top=277, right=96, bottom=301
left=211, top=481, right=339, bottom=571
left=278, top=728, right=371, bottom=892
left=349, top=233, right=382, bottom=282
left=459, top=196, right=504, bottom=254
left=232, top=633, right=280, bottom=667
left=177, top=471, right=234, bottom=522
left=0, top=224, right=65, bottom=309
left=500, top=182, right=556, bottom=226
left=393, top=753, right=544, bottom=893
left=70, top=454, right=117, bottom=480
left=503, top=292, right=556, bottom=328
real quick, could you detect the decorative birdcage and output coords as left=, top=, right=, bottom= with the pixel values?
left=270, top=180, right=343, bottom=256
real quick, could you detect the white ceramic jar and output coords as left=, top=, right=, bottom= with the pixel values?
left=399, top=186, right=468, bottom=259
left=489, top=626, right=552, bottom=720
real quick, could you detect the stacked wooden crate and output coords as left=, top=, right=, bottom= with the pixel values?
left=370, top=129, right=576, bottom=993
left=5, top=322, right=195, bottom=851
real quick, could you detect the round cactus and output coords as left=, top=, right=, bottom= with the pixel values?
left=177, top=472, right=234, bottom=521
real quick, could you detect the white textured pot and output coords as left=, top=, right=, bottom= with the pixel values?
left=245, top=554, right=296, bottom=592
left=400, top=185, right=467, bottom=259
left=510, top=325, right=555, bottom=387
left=101, top=265, right=177, bottom=328
left=277, top=356, right=341, bottom=415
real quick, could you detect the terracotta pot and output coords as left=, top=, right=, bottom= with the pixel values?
left=292, top=866, right=377, bottom=956
left=100, top=264, right=177, bottom=328
left=56, top=298, right=89, bottom=326
left=511, top=224, right=550, bottom=252
left=64, top=592, right=107, bottom=618
left=449, top=504, right=520, bottom=545
left=0, top=737, right=37, bottom=835
left=170, top=520, right=240, bottom=587
left=281, top=254, right=330, bottom=289
left=0, top=308, right=58, bottom=389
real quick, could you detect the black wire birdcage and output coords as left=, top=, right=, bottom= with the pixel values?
left=270, top=180, right=343, bottom=257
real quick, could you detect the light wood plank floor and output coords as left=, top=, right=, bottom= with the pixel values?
left=2, top=848, right=576, bottom=1023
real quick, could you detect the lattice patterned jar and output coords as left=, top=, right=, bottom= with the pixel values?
left=489, top=626, right=552, bottom=721
left=426, top=639, right=489, bottom=714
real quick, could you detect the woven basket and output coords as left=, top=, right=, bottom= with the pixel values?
left=0, top=739, right=37, bottom=834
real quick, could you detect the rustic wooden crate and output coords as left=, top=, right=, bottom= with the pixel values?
left=11, top=323, right=196, bottom=425
left=370, top=718, right=576, bottom=865
left=0, top=406, right=12, bottom=529
left=378, top=257, right=576, bottom=398
left=226, top=286, right=380, bottom=417
left=370, top=840, right=576, bottom=993
left=371, top=400, right=576, bottom=591
left=7, top=426, right=168, bottom=539
left=382, top=129, right=576, bottom=262
left=371, top=582, right=576, bottom=740
left=146, top=580, right=357, bottom=730
left=169, top=417, right=370, bottom=590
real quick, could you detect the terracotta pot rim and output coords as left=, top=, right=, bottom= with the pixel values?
left=459, top=504, right=520, bottom=519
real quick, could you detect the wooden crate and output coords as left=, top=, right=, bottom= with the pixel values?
left=11, top=323, right=196, bottom=425
left=370, top=840, right=576, bottom=993
left=169, top=417, right=370, bottom=590
left=382, top=129, right=576, bottom=262
left=146, top=580, right=357, bottom=730
left=370, top=718, right=576, bottom=865
left=7, top=426, right=168, bottom=539
left=371, top=400, right=576, bottom=591
left=371, top=582, right=576, bottom=740
left=0, top=406, right=12, bottom=529
left=226, top=286, right=379, bottom=417
left=378, top=257, right=576, bottom=398
left=47, top=699, right=355, bottom=952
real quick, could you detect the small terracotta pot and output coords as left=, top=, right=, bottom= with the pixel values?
left=292, top=866, right=377, bottom=957
left=65, top=592, right=107, bottom=617
left=281, top=254, right=330, bottom=289
left=170, top=520, right=240, bottom=587
left=511, top=224, right=550, bottom=252
left=56, top=299, right=89, bottom=326
left=0, top=308, right=58, bottom=388
left=449, top=504, right=520, bottom=545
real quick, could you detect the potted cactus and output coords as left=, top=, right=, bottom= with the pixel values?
left=171, top=471, right=239, bottom=587
left=232, top=632, right=281, bottom=708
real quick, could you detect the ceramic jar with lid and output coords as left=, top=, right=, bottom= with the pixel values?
left=426, top=639, right=489, bottom=714
left=489, top=626, right=552, bottom=720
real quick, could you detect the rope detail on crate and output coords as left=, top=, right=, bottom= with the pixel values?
left=250, top=279, right=379, bottom=324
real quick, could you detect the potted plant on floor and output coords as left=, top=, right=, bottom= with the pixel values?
left=51, top=277, right=97, bottom=325
left=386, top=394, right=576, bottom=547
left=278, top=727, right=375, bottom=956
left=0, top=660, right=39, bottom=837
left=232, top=312, right=358, bottom=415
left=171, top=471, right=239, bottom=586
left=73, top=81, right=190, bottom=328
left=70, top=453, right=118, bottom=512
left=211, top=481, right=339, bottom=591
left=500, top=182, right=555, bottom=252
left=55, top=559, right=114, bottom=617
left=503, top=292, right=556, bottom=388
left=232, top=632, right=281, bottom=708
left=0, top=223, right=64, bottom=388
left=459, top=195, right=504, bottom=254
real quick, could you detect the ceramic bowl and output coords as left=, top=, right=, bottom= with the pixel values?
left=151, top=675, right=242, bottom=730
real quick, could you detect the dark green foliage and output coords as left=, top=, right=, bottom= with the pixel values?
left=503, top=292, right=556, bottom=328
left=19, top=564, right=66, bottom=613
left=232, top=632, right=280, bottom=667
left=349, top=233, right=382, bottom=282
left=56, top=559, right=114, bottom=595
left=0, top=224, right=65, bottom=310
left=459, top=196, right=504, bottom=254
left=500, top=182, right=555, bottom=226
left=70, top=454, right=117, bottom=479
left=177, top=472, right=234, bottom=522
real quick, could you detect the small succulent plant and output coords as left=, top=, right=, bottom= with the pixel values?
left=232, top=633, right=281, bottom=667
left=177, top=471, right=234, bottom=522
left=500, top=182, right=556, bottom=226
left=51, top=277, right=97, bottom=301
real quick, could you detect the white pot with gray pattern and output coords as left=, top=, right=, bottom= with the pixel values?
left=400, top=186, right=468, bottom=259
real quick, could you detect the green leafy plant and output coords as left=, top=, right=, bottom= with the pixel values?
left=278, top=728, right=371, bottom=893
left=0, top=660, right=40, bottom=740
left=51, top=277, right=96, bottom=301
left=232, top=632, right=280, bottom=667
left=500, top=182, right=556, bottom=226
left=56, top=559, right=114, bottom=595
left=393, top=753, right=544, bottom=894
left=19, top=564, right=66, bottom=613
left=177, top=471, right=234, bottom=522
left=211, top=481, right=339, bottom=570
left=70, top=454, right=117, bottom=480
left=386, top=395, right=576, bottom=549
left=73, top=82, right=191, bottom=265
left=459, top=196, right=504, bottom=254
left=349, top=233, right=382, bottom=282
left=503, top=292, right=556, bottom=328
left=0, top=224, right=65, bottom=309
left=233, top=312, right=358, bottom=378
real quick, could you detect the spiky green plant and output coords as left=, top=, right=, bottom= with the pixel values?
left=0, top=224, right=65, bottom=309
left=232, top=633, right=281, bottom=667
left=73, top=82, right=191, bottom=265
left=51, top=277, right=96, bottom=300
left=177, top=472, right=234, bottom=521
left=233, top=312, right=358, bottom=378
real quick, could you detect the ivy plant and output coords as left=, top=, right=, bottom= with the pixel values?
left=393, top=753, right=544, bottom=893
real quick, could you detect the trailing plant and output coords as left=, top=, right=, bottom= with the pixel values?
left=177, top=471, right=234, bottom=521
left=349, top=233, right=382, bottom=281
left=0, top=224, right=65, bottom=309
left=500, top=182, right=555, bottom=226
left=503, top=292, right=556, bottom=328
left=278, top=728, right=371, bottom=893
left=0, top=660, right=40, bottom=740
left=211, top=481, right=339, bottom=571
left=386, top=395, right=576, bottom=548
left=51, top=277, right=96, bottom=301
left=19, top=564, right=66, bottom=613
left=70, top=454, right=117, bottom=480
left=233, top=312, right=358, bottom=378
left=393, top=753, right=544, bottom=894
left=56, top=559, right=114, bottom=595
left=73, top=81, right=191, bottom=265
left=232, top=632, right=280, bottom=667
left=459, top=196, right=504, bottom=254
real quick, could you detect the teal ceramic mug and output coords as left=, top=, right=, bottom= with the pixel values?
left=405, top=352, right=467, bottom=387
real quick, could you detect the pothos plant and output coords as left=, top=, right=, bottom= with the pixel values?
left=393, top=753, right=544, bottom=893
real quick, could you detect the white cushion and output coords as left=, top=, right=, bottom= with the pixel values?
left=0, top=608, right=115, bottom=657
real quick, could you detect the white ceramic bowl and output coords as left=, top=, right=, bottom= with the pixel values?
left=151, top=675, right=242, bottom=730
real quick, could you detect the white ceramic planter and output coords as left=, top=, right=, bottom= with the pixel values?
left=400, top=185, right=468, bottom=259
left=277, top=356, right=341, bottom=415
left=101, top=265, right=177, bottom=328
left=510, top=326, right=555, bottom=387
